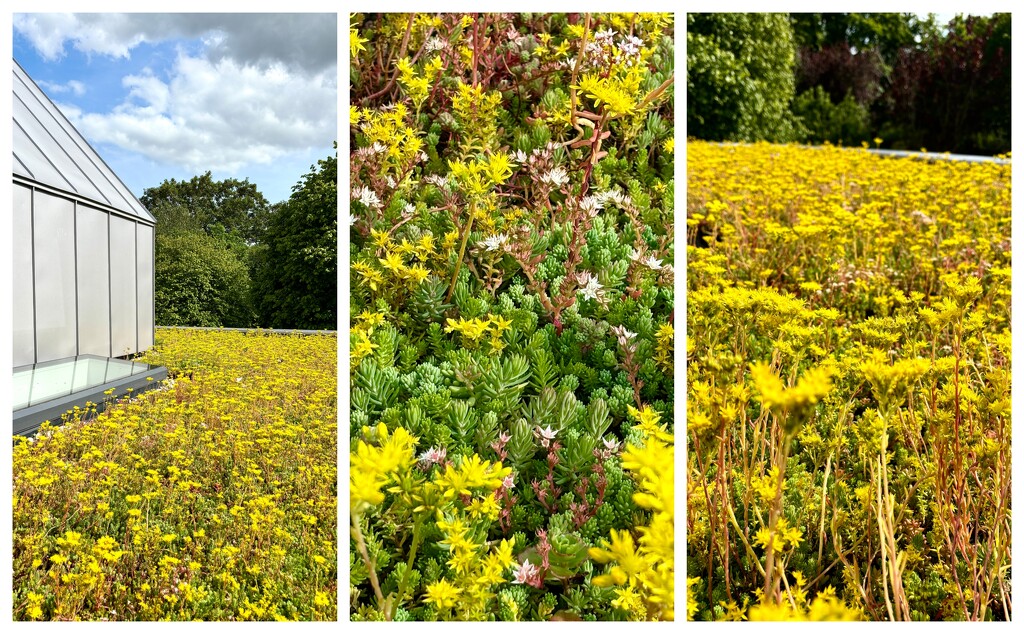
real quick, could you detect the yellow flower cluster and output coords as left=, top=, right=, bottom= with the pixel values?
left=350, top=103, right=424, bottom=177
left=749, top=466, right=785, bottom=504
left=589, top=405, right=674, bottom=620
left=350, top=311, right=386, bottom=371
left=348, top=422, right=516, bottom=620
left=350, top=423, right=418, bottom=514
left=575, top=71, right=644, bottom=118
left=396, top=55, right=443, bottom=112
left=433, top=453, right=512, bottom=500
left=13, top=329, right=337, bottom=621
left=653, top=322, right=674, bottom=373
left=351, top=230, right=447, bottom=317
left=688, top=141, right=1011, bottom=621
left=450, top=82, right=504, bottom=153
left=448, top=152, right=515, bottom=197
left=350, top=16, right=368, bottom=60
left=425, top=518, right=516, bottom=619
left=444, top=313, right=513, bottom=352
left=750, top=362, right=834, bottom=427
left=858, top=350, right=930, bottom=414
left=752, top=517, right=803, bottom=554
left=749, top=583, right=862, bottom=621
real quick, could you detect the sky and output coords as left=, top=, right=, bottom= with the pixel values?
left=13, top=13, right=338, bottom=204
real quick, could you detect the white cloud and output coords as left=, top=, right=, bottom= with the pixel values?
left=16, top=13, right=338, bottom=178
left=38, top=78, right=86, bottom=96
left=14, top=13, right=337, bottom=75
left=57, top=53, right=337, bottom=174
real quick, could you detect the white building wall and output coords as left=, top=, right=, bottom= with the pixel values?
left=136, top=224, right=155, bottom=350
left=109, top=215, right=138, bottom=357
left=12, top=183, right=34, bottom=366
left=76, top=204, right=111, bottom=357
left=32, top=191, right=77, bottom=361
left=12, top=183, right=155, bottom=365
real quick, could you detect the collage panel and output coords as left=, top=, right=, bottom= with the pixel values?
left=686, top=12, right=1011, bottom=622
left=11, top=13, right=338, bottom=621
left=349, top=12, right=675, bottom=621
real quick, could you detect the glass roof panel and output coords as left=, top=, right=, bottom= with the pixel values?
left=12, top=355, right=166, bottom=436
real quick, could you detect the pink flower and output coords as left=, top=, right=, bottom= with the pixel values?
left=610, top=325, right=638, bottom=354
left=512, top=560, right=541, bottom=585
left=498, top=430, right=512, bottom=444
left=533, top=424, right=558, bottom=445
left=593, top=29, right=616, bottom=45
left=610, top=325, right=636, bottom=342
left=502, top=473, right=516, bottom=490
left=619, top=35, right=644, bottom=60
left=418, top=446, right=446, bottom=466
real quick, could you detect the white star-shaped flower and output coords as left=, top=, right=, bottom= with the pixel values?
left=535, top=425, right=558, bottom=441
left=578, top=274, right=604, bottom=301
left=352, top=186, right=381, bottom=209
left=479, top=233, right=508, bottom=252
left=643, top=255, right=664, bottom=270
left=541, top=167, right=569, bottom=187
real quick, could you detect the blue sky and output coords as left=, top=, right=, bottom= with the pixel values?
left=13, top=13, right=337, bottom=204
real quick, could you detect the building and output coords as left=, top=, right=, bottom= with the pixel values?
left=12, top=59, right=165, bottom=435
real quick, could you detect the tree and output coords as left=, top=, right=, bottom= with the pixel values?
left=145, top=173, right=271, bottom=328
left=795, top=43, right=884, bottom=107
left=141, top=172, right=271, bottom=244
left=155, top=230, right=256, bottom=328
left=251, top=148, right=337, bottom=330
left=687, top=13, right=799, bottom=142
left=792, top=86, right=871, bottom=146
left=790, top=13, right=939, bottom=65
left=792, top=41, right=882, bottom=146
left=882, top=14, right=1010, bottom=154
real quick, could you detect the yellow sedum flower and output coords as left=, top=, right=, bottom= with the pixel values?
left=589, top=406, right=674, bottom=620
left=350, top=424, right=418, bottom=514
left=425, top=578, right=462, bottom=610
left=14, top=329, right=338, bottom=620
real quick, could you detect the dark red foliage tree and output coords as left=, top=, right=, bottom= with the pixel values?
left=796, top=42, right=885, bottom=106
left=881, top=14, right=1010, bottom=155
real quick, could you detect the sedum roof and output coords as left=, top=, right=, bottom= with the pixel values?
left=12, top=59, right=155, bottom=224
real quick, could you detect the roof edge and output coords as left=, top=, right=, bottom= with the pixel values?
left=13, top=58, right=157, bottom=224
left=13, top=174, right=157, bottom=227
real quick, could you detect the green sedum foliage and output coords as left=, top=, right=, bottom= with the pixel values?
left=350, top=12, right=674, bottom=622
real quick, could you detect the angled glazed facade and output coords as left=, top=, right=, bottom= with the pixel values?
left=12, top=59, right=156, bottom=367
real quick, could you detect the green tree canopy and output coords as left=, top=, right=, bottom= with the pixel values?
left=141, top=172, right=271, bottom=244
left=790, top=13, right=940, bottom=64
left=687, top=13, right=799, bottom=142
left=251, top=147, right=337, bottom=330
left=155, top=229, right=256, bottom=328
